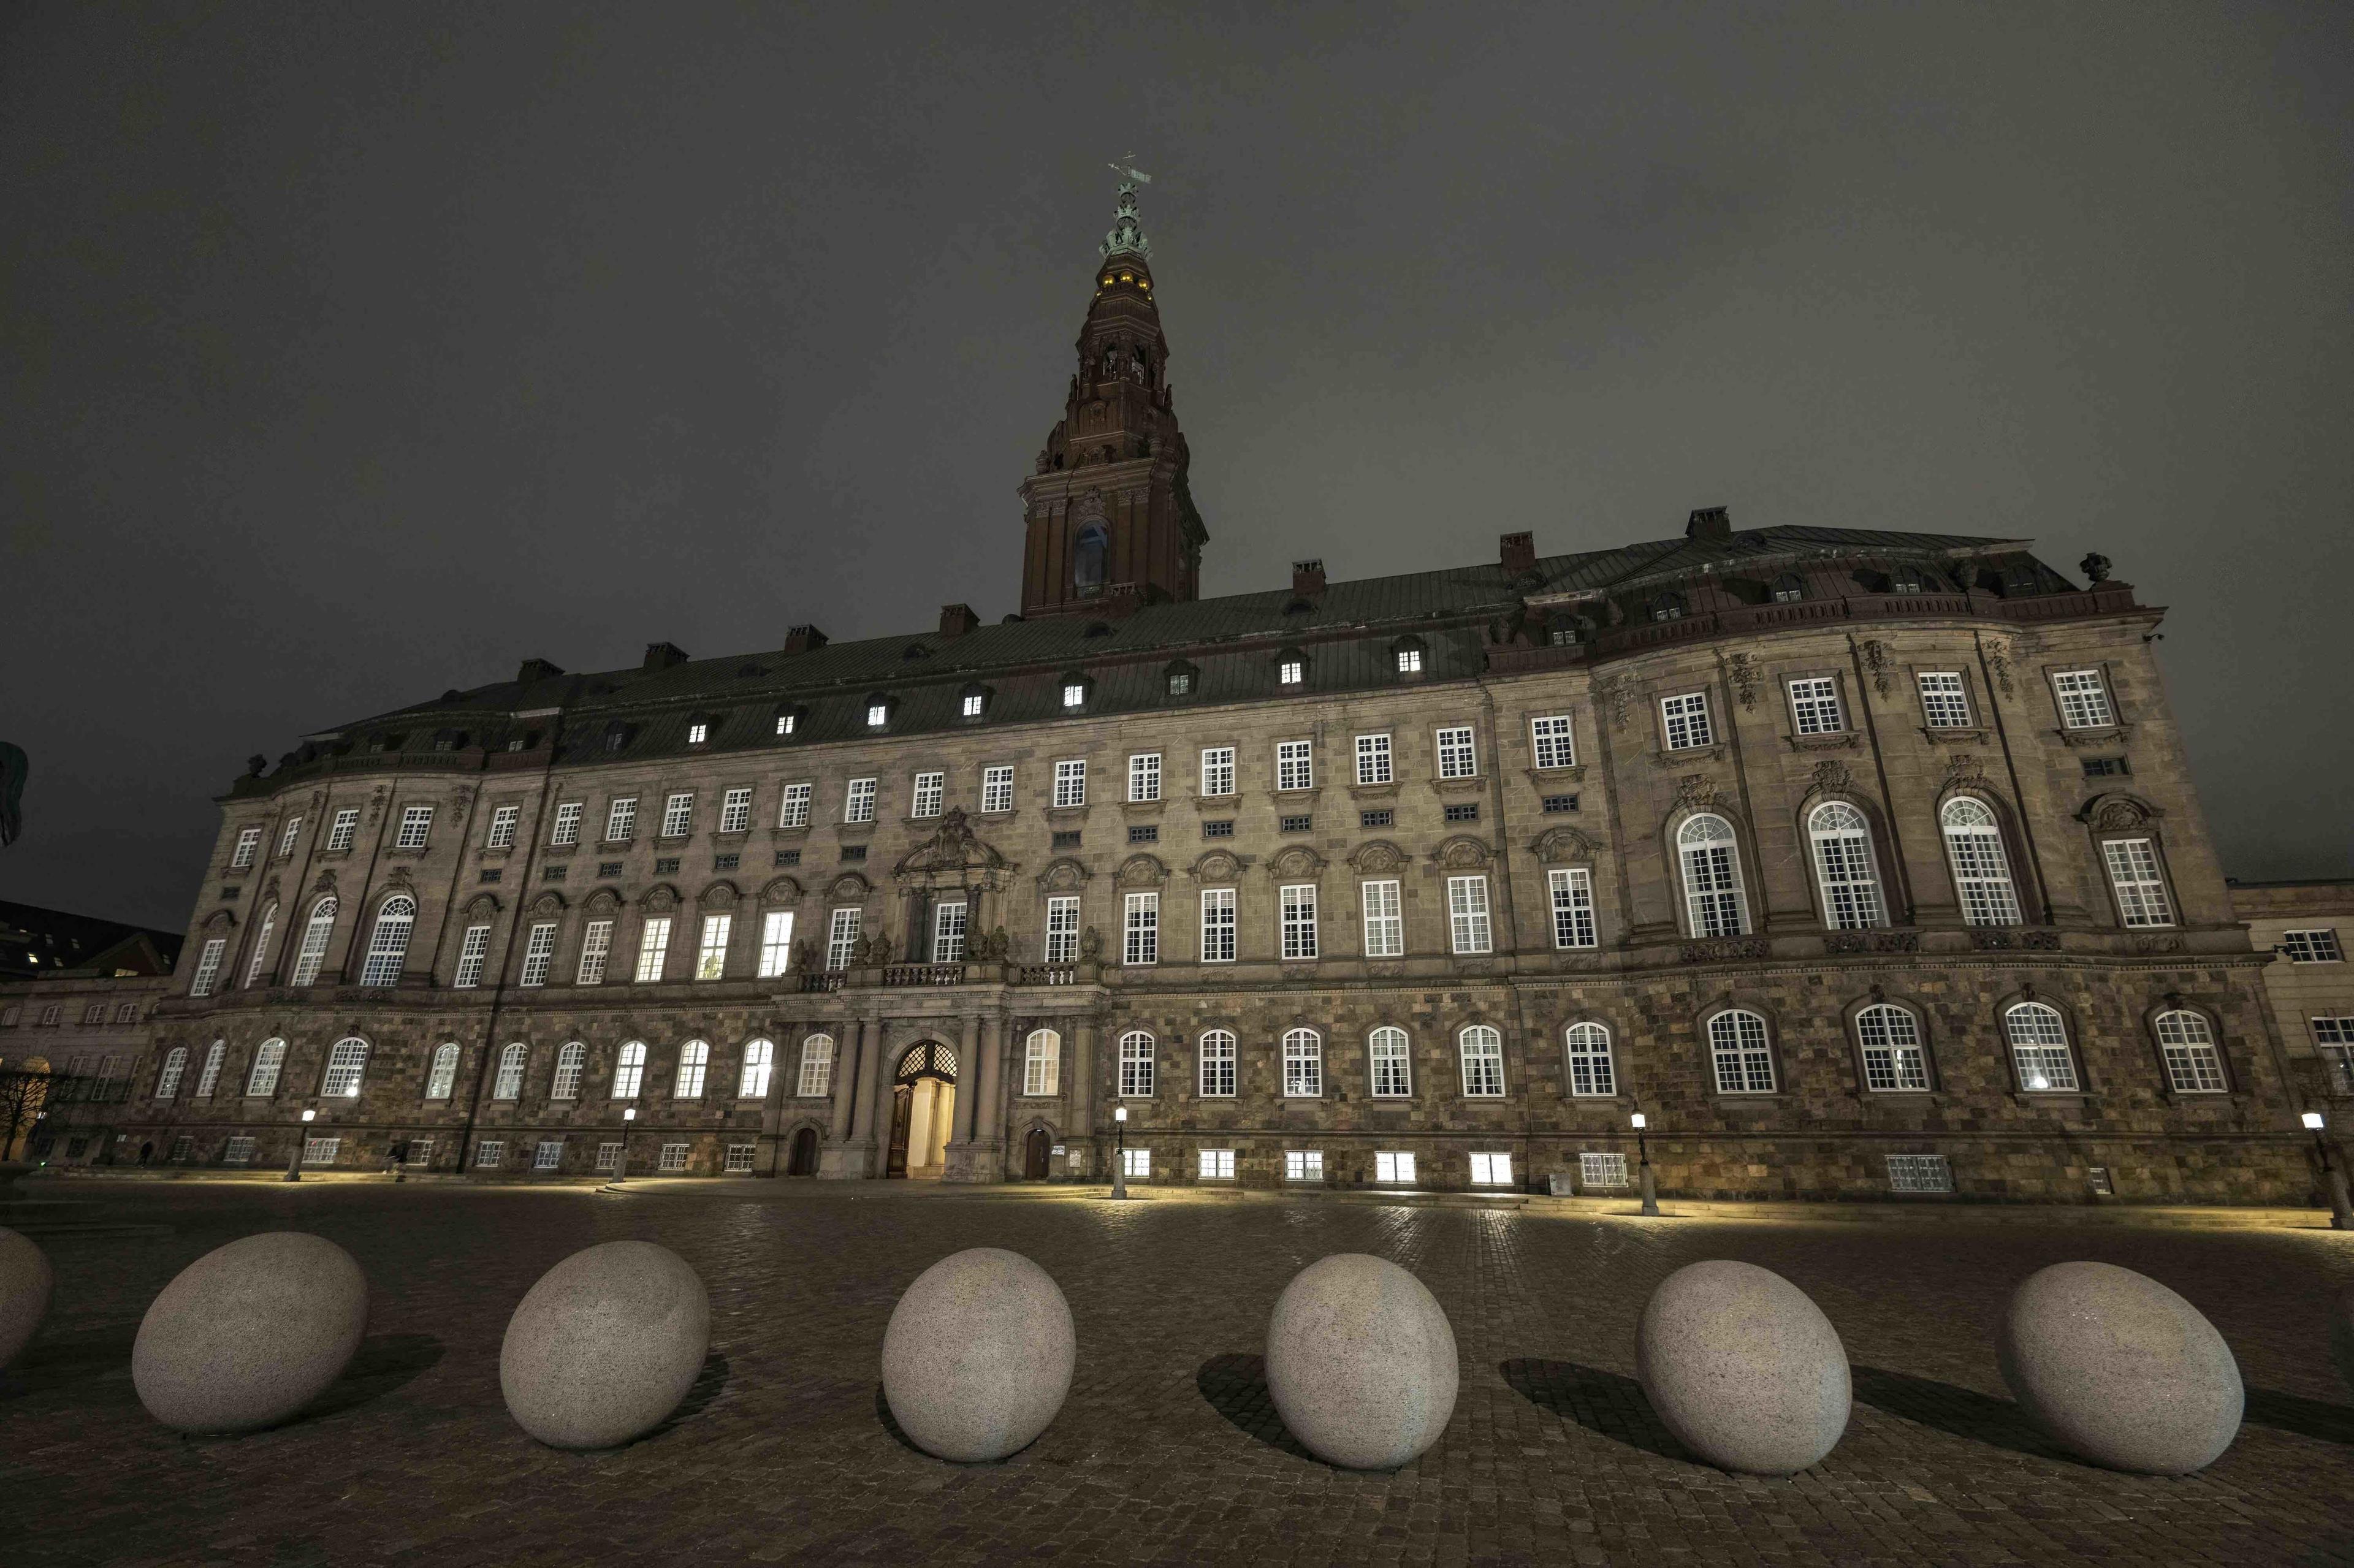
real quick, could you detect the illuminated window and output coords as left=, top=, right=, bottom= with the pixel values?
left=1197, top=1030, right=1235, bottom=1097
left=1458, top=1026, right=1505, bottom=1097
left=1678, top=815, right=1750, bottom=937
left=1283, top=1029, right=1323, bottom=1097
left=1369, top=1027, right=1411, bottom=1097
left=2005, top=1003, right=2078, bottom=1091
left=1708, top=1011, right=1775, bottom=1094
left=1808, top=802, right=1886, bottom=929
left=1856, top=1003, right=1929, bottom=1090
left=493, top=1043, right=527, bottom=1100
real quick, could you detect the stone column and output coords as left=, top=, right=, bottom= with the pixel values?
left=951, top=1014, right=981, bottom=1145
left=820, top=1017, right=878, bottom=1179
left=866, top=1022, right=902, bottom=1176
left=1067, top=1016, right=1096, bottom=1178
left=827, top=1021, right=860, bottom=1141
left=977, top=1015, right=1007, bottom=1141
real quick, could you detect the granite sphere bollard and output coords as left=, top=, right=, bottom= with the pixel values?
left=881, top=1247, right=1075, bottom=1461
left=0, top=1226, right=55, bottom=1369
left=1997, top=1260, right=2242, bottom=1474
left=501, top=1240, right=710, bottom=1449
left=2331, top=1285, right=2354, bottom=1398
left=1636, top=1260, right=1851, bottom=1474
left=133, top=1231, right=368, bottom=1433
left=1264, top=1253, right=1459, bottom=1469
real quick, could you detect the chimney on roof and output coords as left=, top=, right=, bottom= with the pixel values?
left=1686, top=506, right=1731, bottom=541
left=516, top=657, right=564, bottom=685
left=642, top=642, right=689, bottom=671
left=938, top=603, right=980, bottom=639
left=1291, top=558, right=1327, bottom=597
left=783, top=624, right=828, bottom=654
left=1499, top=531, right=1536, bottom=575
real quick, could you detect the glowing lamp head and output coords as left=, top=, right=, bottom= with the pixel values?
left=623, top=1107, right=637, bottom=1122
left=300, top=1108, right=316, bottom=1123
left=1114, top=1106, right=1128, bottom=1123
left=2304, top=1111, right=2326, bottom=1131
left=1630, top=1112, right=1647, bottom=1130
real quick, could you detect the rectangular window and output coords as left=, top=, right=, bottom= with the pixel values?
left=595, top=1143, right=623, bottom=1174
left=1360, top=809, right=1394, bottom=829
left=2054, top=668, right=2116, bottom=728
left=276, top=816, right=303, bottom=858
left=1548, top=867, right=1597, bottom=948
left=1530, top=714, right=1576, bottom=769
left=775, top=712, right=797, bottom=736
left=1787, top=676, right=1845, bottom=735
left=486, top=805, right=520, bottom=848
left=1122, top=892, right=1159, bottom=966
left=1580, top=1151, right=1628, bottom=1189
left=2082, top=756, right=2130, bottom=778
left=1198, top=888, right=1236, bottom=963
left=1045, top=896, right=1081, bottom=962
left=1053, top=759, right=1086, bottom=809
left=576, top=920, right=614, bottom=985
left=1375, top=1151, right=1416, bottom=1185
left=758, top=911, right=795, bottom=977
left=718, top=787, right=752, bottom=834
left=1436, top=726, right=1477, bottom=778
left=1197, top=1149, right=1236, bottom=1181
left=476, top=1141, right=505, bottom=1168
left=1447, top=875, right=1493, bottom=954
left=2158, top=1013, right=2227, bottom=1093
left=1918, top=671, right=1971, bottom=728
left=1281, top=884, right=1319, bottom=960
left=826, top=907, right=862, bottom=969
left=962, top=692, right=985, bottom=717
left=1200, top=747, right=1236, bottom=797
left=223, top=1135, right=257, bottom=1166
left=2101, top=838, right=2175, bottom=927
left=1362, top=880, right=1403, bottom=958
left=724, top=1144, right=756, bottom=1173
left=452, top=924, right=492, bottom=988
left=932, top=900, right=968, bottom=963
left=2315, top=1018, right=2354, bottom=1095
left=1278, top=659, right=1303, bottom=685
left=1661, top=693, right=1714, bottom=750
left=1279, top=813, right=1312, bottom=834
left=1127, top=824, right=1159, bottom=845
left=696, top=913, right=732, bottom=980
left=606, top=797, right=638, bottom=842
left=2284, top=929, right=2345, bottom=963
left=658, top=793, right=693, bottom=838
left=1354, top=733, right=1393, bottom=785
left=981, top=766, right=1014, bottom=814
left=1886, top=1154, right=1954, bottom=1193
left=1444, top=802, right=1479, bottom=824
left=777, top=783, right=812, bottom=829
left=912, top=772, right=944, bottom=818
left=843, top=778, right=877, bottom=824
left=1286, top=1150, right=1325, bottom=1182
left=1469, top=1152, right=1512, bottom=1187
left=634, top=916, right=672, bottom=983
left=1202, top=820, right=1234, bottom=839
left=1396, top=647, right=1422, bottom=673
left=326, top=808, right=359, bottom=851
left=1050, top=830, right=1080, bottom=850
left=1127, top=752, right=1162, bottom=802
left=535, top=1140, right=564, bottom=1171
left=395, top=805, right=434, bottom=849
left=1370, top=1029, right=1411, bottom=1097
left=1276, top=740, right=1313, bottom=792
left=551, top=801, right=584, bottom=845
left=303, top=1137, right=342, bottom=1167
left=659, top=1143, right=689, bottom=1173
left=189, top=938, right=226, bottom=997
left=519, top=922, right=558, bottom=986
left=232, top=826, right=262, bottom=868
left=1122, top=1147, right=1150, bottom=1179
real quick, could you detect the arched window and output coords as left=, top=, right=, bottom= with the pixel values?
left=1650, top=592, right=1686, bottom=623
left=154, top=1046, right=188, bottom=1100
left=1807, top=802, right=1886, bottom=929
left=1942, top=798, right=2022, bottom=926
left=289, top=897, right=338, bottom=987
left=613, top=1041, right=647, bottom=1099
left=243, top=902, right=278, bottom=987
left=2155, top=1010, right=2226, bottom=1094
left=359, top=895, right=416, bottom=987
left=322, top=1037, right=369, bottom=1097
left=675, top=1040, right=710, bottom=1099
left=1369, top=1026, right=1411, bottom=1098
left=2003, top=1003, right=2078, bottom=1091
left=1564, top=1023, right=1615, bottom=1097
left=425, top=1043, right=460, bottom=1100
left=1073, top=523, right=1108, bottom=596
left=2101, top=837, right=2176, bottom=929
left=493, top=1043, right=528, bottom=1100
left=552, top=1042, right=587, bottom=1100
left=1677, top=815, right=1750, bottom=937
left=1282, top=1029, right=1323, bottom=1098
left=738, top=1038, right=773, bottom=1098
left=1194, top=1030, right=1234, bottom=1097
left=1025, top=1029, right=1062, bottom=1096
left=1708, top=1010, right=1774, bottom=1094
left=1770, top=573, right=1804, bottom=604
left=246, top=1037, right=288, bottom=1097
left=1118, top=1030, right=1155, bottom=1098
left=1458, top=1025, right=1506, bottom=1097
left=1854, top=1004, right=1927, bottom=1091
left=194, top=1040, right=226, bottom=1098
left=796, top=1034, right=834, bottom=1098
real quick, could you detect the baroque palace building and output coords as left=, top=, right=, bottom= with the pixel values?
left=97, top=178, right=2332, bottom=1201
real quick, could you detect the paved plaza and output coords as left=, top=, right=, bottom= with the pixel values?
left=5, top=1180, right=2353, bottom=1567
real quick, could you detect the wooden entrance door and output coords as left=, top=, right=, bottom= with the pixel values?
left=1024, top=1127, right=1051, bottom=1180
left=787, top=1126, right=817, bottom=1176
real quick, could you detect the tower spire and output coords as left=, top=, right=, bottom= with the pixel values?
left=1100, top=158, right=1152, bottom=261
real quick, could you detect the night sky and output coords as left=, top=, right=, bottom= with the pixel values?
left=4, top=4, right=2348, bottom=931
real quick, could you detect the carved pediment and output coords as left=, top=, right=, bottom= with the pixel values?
left=1267, top=845, right=1327, bottom=879
left=2080, top=792, right=2163, bottom=833
left=699, top=880, right=739, bottom=908
left=1189, top=849, right=1244, bottom=883
left=309, top=869, right=338, bottom=895
left=639, top=883, right=680, bottom=913
left=895, top=807, right=1008, bottom=884
left=1348, top=839, right=1407, bottom=874
left=1431, top=835, right=1493, bottom=869
left=1670, top=774, right=1722, bottom=814
left=1035, top=857, right=1091, bottom=894
left=1114, top=853, right=1168, bottom=889
left=200, top=908, right=237, bottom=932
left=584, top=887, right=622, bottom=914
left=760, top=875, right=805, bottom=905
left=531, top=892, right=566, bottom=916
left=462, top=892, right=502, bottom=918
left=1941, top=753, right=1998, bottom=796
left=828, top=872, right=873, bottom=900
left=1531, top=826, right=1599, bottom=864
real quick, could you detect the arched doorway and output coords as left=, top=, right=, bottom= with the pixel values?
left=786, top=1126, right=818, bottom=1176
left=1024, top=1127, right=1052, bottom=1181
left=887, top=1042, right=958, bottom=1179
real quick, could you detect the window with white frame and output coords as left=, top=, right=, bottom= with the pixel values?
left=1678, top=815, right=1750, bottom=937
left=291, top=896, right=340, bottom=986
left=981, top=766, right=1013, bottom=814
left=1579, top=1151, right=1628, bottom=1189
left=2312, top=1018, right=2354, bottom=1095
left=659, top=1143, right=690, bottom=1171
left=1708, top=1010, right=1775, bottom=1094
left=687, top=721, right=709, bottom=745
left=1918, top=672, right=1971, bottom=728
left=194, top=1040, right=226, bottom=1098
left=303, top=1137, right=342, bottom=1167
left=757, top=910, right=794, bottom=977
left=519, top=921, right=558, bottom=986
left=1787, top=676, right=1845, bottom=735
left=1045, top=895, right=1081, bottom=962
left=246, top=1038, right=287, bottom=1096
left=866, top=701, right=889, bottom=728
left=826, top=907, right=861, bottom=969
left=359, top=896, right=416, bottom=986
left=1023, top=1029, right=1061, bottom=1095
left=1197, top=1030, right=1235, bottom=1097
left=1176, top=886, right=1228, bottom=964
left=912, top=772, right=944, bottom=818
left=2054, top=668, right=2116, bottom=728
left=798, top=1034, right=836, bottom=1097
left=774, top=712, right=797, bottom=736
left=276, top=816, right=303, bottom=858
left=1447, top=875, right=1492, bottom=954
left=1459, top=1025, right=1506, bottom=1097
left=1375, top=1151, right=1416, bottom=1184
left=425, top=1042, right=459, bottom=1100
left=1198, top=1148, right=1236, bottom=1181
left=634, top=916, right=672, bottom=983
left=2155, top=1010, right=2226, bottom=1092
left=1128, top=753, right=1162, bottom=802
left=1436, top=725, right=1477, bottom=778
left=189, top=937, right=227, bottom=998
left=2005, top=1003, right=2079, bottom=1091
left=778, top=783, right=812, bottom=829
left=486, top=805, right=520, bottom=848
left=932, top=900, right=969, bottom=963
left=1278, top=658, right=1303, bottom=686
left=1286, top=1150, right=1325, bottom=1182
left=1807, top=802, right=1886, bottom=929
left=1122, top=892, right=1158, bottom=965
left=1118, top=1030, right=1154, bottom=1097
left=1469, top=1152, right=1512, bottom=1186
left=724, top=1143, right=756, bottom=1173
left=1370, top=1026, right=1411, bottom=1097
left=403, top=1138, right=433, bottom=1167
left=1886, top=1154, right=1952, bottom=1193
left=1355, top=733, right=1393, bottom=785
left=1276, top=740, right=1313, bottom=792
left=154, top=1046, right=187, bottom=1100
left=719, top=786, right=752, bottom=834
left=1856, top=1003, right=1929, bottom=1090
left=1942, top=798, right=2022, bottom=925
left=243, top=903, right=278, bottom=987
left=2284, top=929, right=2345, bottom=963
left=1361, top=880, right=1403, bottom=958
left=326, top=808, right=360, bottom=851
left=1661, top=693, right=1714, bottom=750
left=2101, top=838, right=2174, bottom=927
left=613, top=1041, right=647, bottom=1098
left=1530, top=714, right=1575, bottom=769
left=232, top=826, right=262, bottom=868
left=695, top=913, right=732, bottom=980
left=223, top=1136, right=257, bottom=1165
left=535, top=1140, right=564, bottom=1171
left=577, top=919, right=614, bottom=984
left=493, top=1042, right=527, bottom=1099
left=395, top=805, right=435, bottom=848
left=1200, top=747, right=1236, bottom=797
left=675, top=1040, right=710, bottom=1098
left=962, top=691, right=985, bottom=718
left=552, top=1041, right=586, bottom=1099
left=1565, top=1022, right=1615, bottom=1096
left=1547, top=867, right=1597, bottom=948
left=1053, top=759, right=1087, bottom=809
left=595, top=1143, right=623, bottom=1173
left=1122, top=1147, right=1150, bottom=1178
left=1061, top=682, right=1086, bottom=709
left=736, top=1038, right=772, bottom=1097
left=606, top=797, right=638, bottom=842
left=453, top=923, right=491, bottom=988
left=844, top=778, right=877, bottom=824
left=550, top=801, right=584, bottom=845
left=1280, top=883, right=1319, bottom=959
left=1283, top=1029, right=1323, bottom=1097
left=1396, top=646, right=1422, bottom=674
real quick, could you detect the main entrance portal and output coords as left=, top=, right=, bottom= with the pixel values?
left=886, top=1042, right=957, bottom=1179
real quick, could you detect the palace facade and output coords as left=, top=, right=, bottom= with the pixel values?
left=72, top=180, right=2333, bottom=1201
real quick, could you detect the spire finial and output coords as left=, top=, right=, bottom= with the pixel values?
left=1100, top=155, right=1152, bottom=261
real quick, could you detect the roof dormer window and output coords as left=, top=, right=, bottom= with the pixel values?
left=1650, top=592, right=1686, bottom=623
left=865, top=696, right=895, bottom=729
left=686, top=718, right=711, bottom=745
left=1061, top=673, right=1092, bottom=710
left=1771, top=573, right=1804, bottom=603
left=1278, top=651, right=1306, bottom=686
left=959, top=683, right=992, bottom=720
left=773, top=703, right=801, bottom=737
left=1890, top=568, right=1922, bottom=595
left=1393, top=637, right=1426, bottom=676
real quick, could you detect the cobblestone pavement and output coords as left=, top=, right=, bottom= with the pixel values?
left=6, top=1180, right=2354, bottom=1567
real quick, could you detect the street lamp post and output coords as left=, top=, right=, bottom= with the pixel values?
left=1111, top=1105, right=1128, bottom=1200
left=284, top=1107, right=316, bottom=1183
left=2303, top=1111, right=2352, bottom=1231
left=1632, top=1110, right=1659, bottom=1217
left=614, top=1106, right=636, bottom=1185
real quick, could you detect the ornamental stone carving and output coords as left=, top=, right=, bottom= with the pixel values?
left=531, top=892, right=566, bottom=916
left=1725, top=653, right=1759, bottom=710
left=828, top=872, right=873, bottom=899
left=1860, top=639, right=1892, bottom=697
left=1079, top=926, right=1103, bottom=960
left=1432, top=835, right=1493, bottom=869
left=1036, top=858, right=1090, bottom=894
left=1592, top=672, right=1630, bottom=731
left=1531, top=826, right=1599, bottom=864
left=1983, top=636, right=2015, bottom=698
left=2081, top=793, right=2162, bottom=833
left=640, top=885, right=680, bottom=913
left=1943, top=754, right=1998, bottom=796
left=1809, top=760, right=1855, bottom=796
left=1348, top=840, right=1407, bottom=873
left=699, top=881, right=737, bottom=908
left=1268, top=845, right=1328, bottom=878
left=1670, top=775, right=1721, bottom=814
left=1114, top=853, right=1168, bottom=889
left=760, top=876, right=804, bottom=905
left=1189, top=850, right=1245, bottom=883
left=462, top=893, right=501, bottom=919
left=584, top=888, right=622, bottom=914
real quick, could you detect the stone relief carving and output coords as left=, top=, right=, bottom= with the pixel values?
left=2136, top=934, right=2186, bottom=954
left=2081, top=794, right=2160, bottom=832
left=1432, top=835, right=1492, bottom=869
left=1591, top=672, right=1630, bottom=731
left=1725, top=652, right=1759, bottom=710
left=760, top=875, right=804, bottom=905
left=1347, top=840, right=1406, bottom=873
left=699, top=881, right=738, bottom=908
left=1530, top=826, right=1599, bottom=864
left=640, top=885, right=679, bottom=913
left=1189, top=849, right=1244, bottom=882
left=531, top=892, right=565, bottom=916
left=1860, top=639, right=1892, bottom=698
left=1983, top=637, right=2015, bottom=699
left=584, top=888, right=621, bottom=913
left=1670, top=774, right=1720, bottom=813
left=1809, top=760, right=1854, bottom=796
left=1037, top=858, right=1091, bottom=893
left=1679, top=937, right=1770, bottom=963
left=829, top=872, right=873, bottom=899
left=1079, top=926, right=1103, bottom=960
left=792, top=938, right=818, bottom=973
left=1114, top=853, right=1168, bottom=888
left=895, top=807, right=1008, bottom=883
left=365, top=785, right=388, bottom=826
left=1943, top=753, right=1998, bottom=795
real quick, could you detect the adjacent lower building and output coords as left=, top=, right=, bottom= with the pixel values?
left=0, top=901, right=181, bottom=1164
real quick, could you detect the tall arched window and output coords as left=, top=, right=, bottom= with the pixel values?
left=1677, top=815, right=1750, bottom=937
left=289, top=897, right=338, bottom=987
left=246, top=1037, right=288, bottom=1097
left=1807, top=802, right=1886, bottom=929
left=2155, top=1010, right=2226, bottom=1093
left=243, top=902, right=278, bottom=987
left=738, top=1038, right=773, bottom=1098
left=551, top=1042, right=587, bottom=1100
left=359, top=895, right=416, bottom=986
left=154, top=1046, right=188, bottom=1100
left=194, top=1040, right=226, bottom=1098
left=613, top=1041, right=647, bottom=1099
left=1118, top=1030, right=1155, bottom=1098
left=1369, top=1026, right=1411, bottom=1098
left=1195, top=1030, right=1234, bottom=1097
left=1708, top=1010, right=1774, bottom=1094
left=675, top=1040, right=710, bottom=1099
left=1073, top=523, right=1108, bottom=596
left=796, top=1034, right=834, bottom=1098
left=322, top=1037, right=370, bottom=1097
left=1026, top=1029, right=1063, bottom=1096
left=1942, top=798, right=2022, bottom=926
left=1458, top=1025, right=1506, bottom=1097
left=2003, top=1003, right=2077, bottom=1091
left=1282, top=1029, right=1323, bottom=1098
left=1854, top=1004, right=1927, bottom=1091
left=425, top=1042, right=460, bottom=1100
left=493, top=1043, right=528, bottom=1100
left=1564, top=1022, right=1615, bottom=1097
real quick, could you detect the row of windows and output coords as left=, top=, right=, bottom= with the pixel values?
left=153, top=1034, right=795, bottom=1105
left=0, top=1000, right=143, bottom=1028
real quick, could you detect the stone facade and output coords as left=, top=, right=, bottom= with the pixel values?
left=2230, top=880, right=2353, bottom=1163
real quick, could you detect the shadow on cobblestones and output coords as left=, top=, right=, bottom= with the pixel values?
left=302, top=1332, right=443, bottom=1423
left=636, top=1349, right=729, bottom=1444
left=0, top=1321, right=136, bottom=1399
left=1849, top=1363, right=2069, bottom=1461
left=1498, top=1357, right=1694, bottom=1463
left=1194, top=1352, right=1313, bottom=1460
left=2243, top=1386, right=2354, bottom=1446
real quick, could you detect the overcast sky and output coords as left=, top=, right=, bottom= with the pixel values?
left=3, top=2, right=2348, bottom=929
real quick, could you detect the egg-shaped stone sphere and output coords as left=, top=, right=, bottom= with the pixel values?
left=881, top=1247, right=1076, bottom=1462
left=133, top=1231, right=369, bottom=1433
left=1636, top=1259, right=1851, bottom=1475
left=501, top=1239, right=710, bottom=1449
left=1264, top=1253, right=1459, bottom=1469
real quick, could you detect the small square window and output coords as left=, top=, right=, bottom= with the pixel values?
left=1886, top=1153, right=1953, bottom=1193
left=1167, top=671, right=1192, bottom=696
left=1541, top=794, right=1579, bottom=814
left=1062, top=683, right=1087, bottom=709
left=1375, top=1151, right=1416, bottom=1184
left=1579, top=1152, right=1628, bottom=1189
left=2082, top=756, right=2130, bottom=778
left=1279, top=813, right=1312, bottom=834
left=1279, top=660, right=1303, bottom=685
left=1122, top=1147, right=1150, bottom=1179
left=775, top=713, right=797, bottom=736
left=658, top=1143, right=689, bottom=1172
left=962, top=693, right=985, bottom=717
left=1202, top=820, right=1233, bottom=839
left=1396, top=648, right=1422, bottom=674
left=1444, top=802, right=1479, bottom=823
left=714, top=853, right=739, bottom=872
left=774, top=849, right=801, bottom=867
left=1360, top=809, right=1393, bottom=829
left=840, top=845, right=867, bottom=861
left=481, top=869, right=503, bottom=883
left=597, top=861, right=622, bottom=878
left=533, top=1140, right=563, bottom=1171
left=595, top=1143, right=623, bottom=1173
left=540, top=865, right=565, bottom=881
left=866, top=703, right=889, bottom=728
left=1127, top=824, right=1159, bottom=845
left=654, top=856, right=681, bottom=875
left=1469, top=1152, right=1513, bottom=1187
left=1051, top=830, right=1082, bottom=850
left=724, top=1144, right=756, bottom=1173
left=687, top=722, right=709, bottom=745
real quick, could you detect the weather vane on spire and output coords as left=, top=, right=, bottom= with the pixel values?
left=1101, top=153, right=1153, bottom=261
